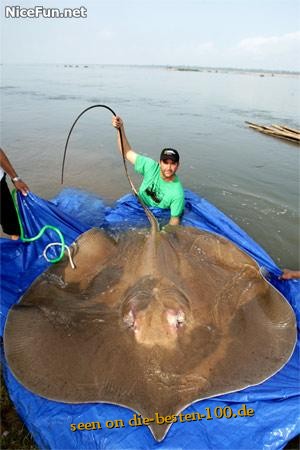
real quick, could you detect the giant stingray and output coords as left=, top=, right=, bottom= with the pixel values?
left=4, top=106, right=297, bottom=441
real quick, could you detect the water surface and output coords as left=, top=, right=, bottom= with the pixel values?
left=1, top=64, right=299, bottom=268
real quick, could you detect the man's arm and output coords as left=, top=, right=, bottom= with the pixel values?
left=112, top=117, right=138, bottom=165
left=169, top=194, right=185, bottom=225
left=279, top=269, right=300, bottom=280
left=0, top=148, right=29, bottom=195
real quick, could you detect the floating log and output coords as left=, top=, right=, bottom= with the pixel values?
left=245, top=121, right=300, bottom=145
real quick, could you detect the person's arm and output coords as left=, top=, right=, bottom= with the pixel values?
left=112, top=117, right=138, bottom=165
left=0, top=148, right=29, bottom=195
left=279, top=269, right=300, bottom=280
left=168, top=194, right=184, bottom=226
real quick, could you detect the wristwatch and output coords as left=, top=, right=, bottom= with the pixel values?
left=12, top=176, right=21, bottom=183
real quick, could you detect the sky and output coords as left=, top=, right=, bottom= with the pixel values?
left=1, top=0, right=300, bottom=70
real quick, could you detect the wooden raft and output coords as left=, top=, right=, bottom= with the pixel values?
left=245, top=121, right=300, bottom=144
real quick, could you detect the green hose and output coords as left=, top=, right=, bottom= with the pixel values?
left=12, top=189, right=65, bottom=263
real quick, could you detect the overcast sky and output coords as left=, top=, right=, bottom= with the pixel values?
left=1, top=0, right=300, bottom=70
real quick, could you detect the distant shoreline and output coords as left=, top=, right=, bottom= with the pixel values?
left=165, top=65, right=300, bottom=77
left=1, top=63, right=300, bottom=77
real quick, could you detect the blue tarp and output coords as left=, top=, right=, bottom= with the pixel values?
left=1, top=188, right=299, bottom=450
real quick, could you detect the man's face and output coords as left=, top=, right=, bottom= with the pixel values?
left=160, top=159, right=179, bottom=180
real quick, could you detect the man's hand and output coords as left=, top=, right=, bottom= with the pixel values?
left=279, top=269, right=300, bottom=280
left=112, top=116, right=123, bottom=129
left=168, top=216, right=180, bottom=226
left=13, top=179, right=29, bottom=196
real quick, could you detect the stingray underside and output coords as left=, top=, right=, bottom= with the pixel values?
left=4, top=227, right=297, bottom=441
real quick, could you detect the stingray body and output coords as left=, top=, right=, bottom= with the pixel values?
left=4, top=224, right=297, bottom=441
left=3, top=104, right=297, bottom=441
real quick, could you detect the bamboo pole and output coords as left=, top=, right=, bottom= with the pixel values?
left=279, top=125, right=300, bottom=134
left=245, top=121, right=300, bottom=144
left=271, top=124, right=300, bottom=137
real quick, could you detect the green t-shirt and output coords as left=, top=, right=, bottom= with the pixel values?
left=134, top=155, right=185, bottom=217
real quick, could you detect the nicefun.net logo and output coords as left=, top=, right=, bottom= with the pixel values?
left=4, top=5, right=87, bottom=18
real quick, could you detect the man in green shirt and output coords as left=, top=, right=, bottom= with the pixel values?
left=112, top=117, right=184, bottom=225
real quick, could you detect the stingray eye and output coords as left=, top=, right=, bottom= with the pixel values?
left=123, top=310, right=135, bottom=329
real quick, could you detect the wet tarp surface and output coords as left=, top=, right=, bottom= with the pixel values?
left=1, top=188, right=299, bottom=450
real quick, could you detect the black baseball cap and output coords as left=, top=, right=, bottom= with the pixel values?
left=160, top=148, right=180, bottom=163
